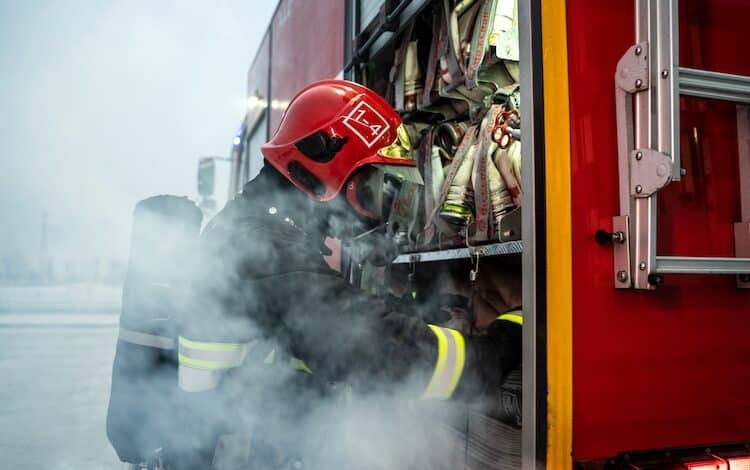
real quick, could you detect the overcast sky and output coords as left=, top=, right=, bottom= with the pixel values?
left=0, top=0, right=277, bottom=267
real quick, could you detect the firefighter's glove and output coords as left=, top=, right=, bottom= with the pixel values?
left=459, top=319, right=522, bottom=400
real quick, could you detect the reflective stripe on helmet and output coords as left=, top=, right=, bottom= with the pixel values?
left=118, top=327, right=175, bottom=350
left=497, top=310, right=523, bottom=325
left=422, top=325, right=466, bottom=400
left=178, top=337, right=256, bottom=392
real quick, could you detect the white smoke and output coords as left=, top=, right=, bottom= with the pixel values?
left=107, top=180, right=522, bottom=469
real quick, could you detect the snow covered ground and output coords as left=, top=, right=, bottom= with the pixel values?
left=0, top=287, right=124, bottom=469
left=0, top=283, right=122, bottom=312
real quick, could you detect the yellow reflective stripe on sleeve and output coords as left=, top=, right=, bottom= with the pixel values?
left=178, top=337, right=255, bottom=371
left=178, top=353, right=243, bottom=370
left=445, top=328, right=465, bottom=394
left=177, top=338, right=255, bottom=392
left=422, top=325, right=466, bottom=400
left=178, top=336, right=249, bottom=352
left=497, top=312, right=523, bottom=326
left=428, top=325, right=448, bottom=390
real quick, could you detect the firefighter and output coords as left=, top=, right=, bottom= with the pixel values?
left=176, top=79, right=522, bottom=469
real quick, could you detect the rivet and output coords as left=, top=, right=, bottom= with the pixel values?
left=268, top=207, right=277, bottom=215
left=635, top=79, right=643, bottom=88
left=639, top=261, right=647, bottom=271
left=661, top=69, right=669, bottom=78
left=617, top=270, right=629, bottom=283
left=635, top=151, right=643, bottom=161
left=635, top=45, right=642, bottom=56
left=635, top=184, right=643, bottom=194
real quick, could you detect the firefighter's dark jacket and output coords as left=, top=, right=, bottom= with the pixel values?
left=178, top=170, right=521, bottom=448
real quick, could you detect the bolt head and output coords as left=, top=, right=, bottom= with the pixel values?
left=648, top=274, right=664, bottom=286
left=617, top=270, right=629, bottom=282
left=639, top=261, right=647, bottom=271
left=635, top=151, right=643, bottom=161
left=635, top=45, right=642, bottom=56
left=635, top=184, right=643, bottom=194
left=661, top=69, right=669, bottom=78
left=635, top=79, right=643, bottom=88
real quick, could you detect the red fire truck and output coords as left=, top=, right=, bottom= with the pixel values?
left=214, top=0, right=750, bottom=467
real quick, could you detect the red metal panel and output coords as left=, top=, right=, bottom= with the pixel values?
left=567, top=0, right=750, bottom=461
left=247, top=32, right=270, bottom=131
left=269, top=0, right=345, bottom=135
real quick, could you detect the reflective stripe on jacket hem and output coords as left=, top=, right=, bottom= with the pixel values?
left=118, top=327, right=175, bottom=350
left=422, top=325, right=466, bottom=400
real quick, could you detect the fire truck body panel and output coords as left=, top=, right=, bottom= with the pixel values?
left=233, top=0, right=344, bottom=194
left=224, top=0, right=750, bottom=466
left=230, top=32, right=270, bottom=195
left=246, top=33, right=270, bottom=132
left=567, top=0, right=750, bottom=461
left=268, top=0, right=345, bottom=135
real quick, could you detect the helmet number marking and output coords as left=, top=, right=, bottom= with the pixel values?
left=343, top=101, right=390, bottom=148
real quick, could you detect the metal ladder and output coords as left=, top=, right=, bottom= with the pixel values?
left=611, top=0, right=750, bottom=289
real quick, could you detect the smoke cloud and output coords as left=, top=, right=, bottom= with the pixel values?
left=108, top=167, right=522, bottom=469
left=0, top=0, right=277, bottom=279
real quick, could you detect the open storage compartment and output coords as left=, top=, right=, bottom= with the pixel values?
left=343, top=1, right=533, bottom=467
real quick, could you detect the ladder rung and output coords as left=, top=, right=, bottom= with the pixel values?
left=655, top=256, right=750, bottom=274
left=679, top=67, right=750, bottom=104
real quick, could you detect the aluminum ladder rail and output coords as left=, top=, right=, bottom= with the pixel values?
left=611, top=0, right=750, bottom=289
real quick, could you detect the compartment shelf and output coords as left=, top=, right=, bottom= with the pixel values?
left=392, top=240, right=523, bottom=264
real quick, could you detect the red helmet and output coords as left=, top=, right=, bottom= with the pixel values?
left=261, top=80, right=416, bottom=209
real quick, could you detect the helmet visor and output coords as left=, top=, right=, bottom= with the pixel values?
left=377, top=124, right=414, bottom=160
